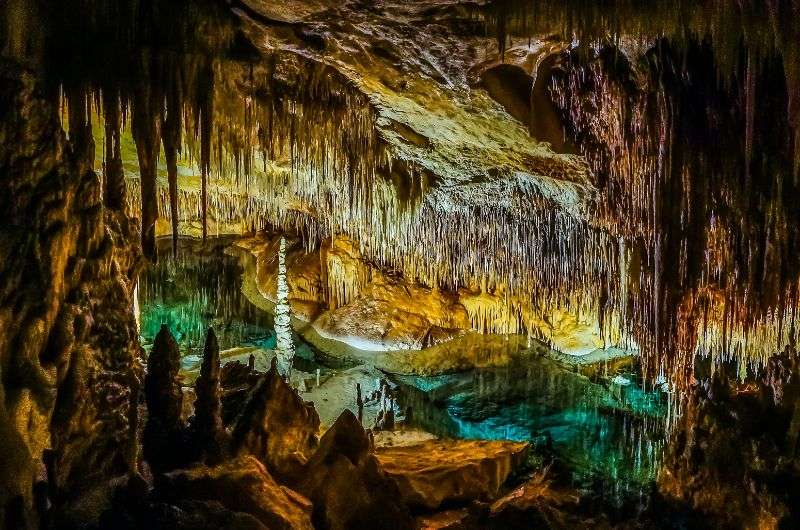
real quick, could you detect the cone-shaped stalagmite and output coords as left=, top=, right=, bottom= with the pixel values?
left=143, top=325, right=186, bottom=473
left=230, top=358, right=320, bottom=483
left=191, top=328, right=227, bottom=463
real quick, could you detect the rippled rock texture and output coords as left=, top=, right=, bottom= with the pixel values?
left=0, top=60, right=143, bottom=528
left=375, top=439, right=529, bottom=510
left=156, top=456, right=314, bottom=530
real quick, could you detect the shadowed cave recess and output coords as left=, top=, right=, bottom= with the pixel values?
left=1, top=0, right=800, bottom=529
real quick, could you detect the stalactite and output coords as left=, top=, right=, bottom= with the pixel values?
left=197, top=60, right=215, bottom=241
left=102, top=87, right=126, bottom=210
left=130, top=54, right=162, bottom=263
left=161, top=66, right=183, bottom=258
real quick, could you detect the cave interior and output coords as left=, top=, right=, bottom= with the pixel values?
left=1, top=0, right=800, bottom=529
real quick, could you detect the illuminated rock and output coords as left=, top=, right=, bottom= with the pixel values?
left=375, top=439, right=529, bottom=510
left=229, top=360, right=320, bottom=482
left=275, top=237, right=296, bottom=378
left=157, top=455, right=313, bottom=530
left=298, top=409, right=414, bottom=530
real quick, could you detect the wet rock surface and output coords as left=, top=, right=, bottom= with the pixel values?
left=375, top=439, right=529, bottom=510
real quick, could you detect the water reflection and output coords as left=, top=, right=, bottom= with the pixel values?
left=393, top=355, right=667, bottom=504
left=137, top=237, right=337, bottom=373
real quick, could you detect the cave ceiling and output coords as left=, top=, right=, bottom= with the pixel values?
left=4, top=0, right=800, bottom=387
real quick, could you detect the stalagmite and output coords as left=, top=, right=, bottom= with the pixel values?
left=191, top=328, right=227, bottom=463
left=274, top=237, right=295, bottom=379
left=143, top=325, right=186, bottom=474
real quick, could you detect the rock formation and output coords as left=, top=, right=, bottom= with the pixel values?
left=375, top=439, right=529, bottom=510
left=143, top=325, right=187, bottom=474
left=275, top=237, right=296, bottom=378
left=298, top=409, right=414, bottom=530
left=0, top=60, right=142, bottom=528
left=156, top=456, right=314, bottom=530
left=230, top=360, right=320, bottom=483
left=659, top=370, right=800, bottom=528
left=190, top=328, right=227, bottom=463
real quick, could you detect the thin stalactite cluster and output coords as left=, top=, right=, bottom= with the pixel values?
left=6, top=0, right=800, bottom=393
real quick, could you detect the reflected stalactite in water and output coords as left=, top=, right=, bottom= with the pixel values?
left=393, top=355, right=667, bottom=504
left=137, top=239, right=273, bottom=353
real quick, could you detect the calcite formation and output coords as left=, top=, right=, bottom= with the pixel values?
left=156, top=456, right=314, bottom=530
left=274, top=237, right=296, bottom=377
left=375, top=439, right=529, bottom=510
left=144, top=325, right=187, bottom=474
left=230, top=361, right=321, bottom=482
left=190, top=328, right=227, bottom=463
left=0, top=60, right=142, bottom=528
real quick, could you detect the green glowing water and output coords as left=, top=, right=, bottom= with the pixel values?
left=393, top=355, right=667, bottom=503
left=137, top=238, right=328, bottom=372
left=138, top=237, right=666, bottom=505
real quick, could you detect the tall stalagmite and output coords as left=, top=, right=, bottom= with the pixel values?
left=191, top=328, right=226, bottom=463
left=143, top=325, right=186, bottom=474
left=275, top=237, right=295, bottom=378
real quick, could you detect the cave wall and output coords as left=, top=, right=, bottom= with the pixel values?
left=0, top=60, right=143, bottom=528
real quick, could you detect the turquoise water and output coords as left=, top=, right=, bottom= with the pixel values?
left=392, top=355, right=667, bottom=503
left=137, top=238, right=335, bottom=372
left=139, top=238, right=667, bottom=504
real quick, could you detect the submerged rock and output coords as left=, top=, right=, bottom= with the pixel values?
left=155, top=456, right=313, bottom=530
left=375, top=439, right=529, bottom=510
left=486, top=472, right=582, bottom=529
left=299, top=409, right=414, bottom=530
left=229, top=360, right=320, bottom=482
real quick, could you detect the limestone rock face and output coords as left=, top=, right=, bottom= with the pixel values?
left=144, top=325, right=187, bottom=474
left=245, top=233, right=608, bottom=356
left=230, top=362, right=320, bottom=482
left=299, top=409, right=414, bottom=530
left=0, top=60, right=142, bottom=528
left=156, top=455, right=314, bottom=530
left=375, top=439, right=529, bottom=510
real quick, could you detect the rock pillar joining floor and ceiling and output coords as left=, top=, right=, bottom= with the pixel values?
left=274, top=237, right=296, bottom=378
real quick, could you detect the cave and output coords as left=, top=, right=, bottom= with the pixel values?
left=1, top=1, right=799, bottom=529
